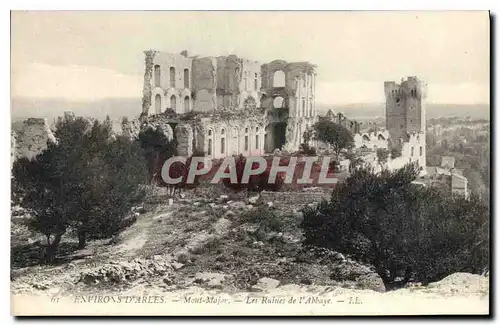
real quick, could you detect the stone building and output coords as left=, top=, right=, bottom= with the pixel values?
left=350, top=77, right=427, bottom=175
left=139, top=50, right=318, bottom=159
left=323, top=109, right=361, bottom=134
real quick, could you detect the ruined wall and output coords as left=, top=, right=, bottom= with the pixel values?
left=260, top=190, right=330, bottom=205
left=388, top=132, right=426, bottom=172
left=142, top=50, right=157, bottom=117
left=12, top=118, right=57, bottom=161
left=175, top=123, right=194, bottom=156
left=192, top=57, right=218, bottom=112
left=215, top=55, right=262, bottom=110
left=194, top=109, right=267, bottom=159
left=354, top=130, right=390, bottom=150
left=260, top=60, right=317, bottom=153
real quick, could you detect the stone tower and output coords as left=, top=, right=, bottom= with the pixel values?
left=384, top=76, right=427, bottom=171
left=384, top=76, right=427, bottom=141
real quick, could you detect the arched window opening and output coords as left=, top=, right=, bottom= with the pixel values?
left=207, top=128, right=214, bottom=156
left=273, top=70, right=285, bottom=87
left=273, top=96, right=284, bottom=109
left=208, top=139, right=213, bottom=156
left=244, top=127, right=249, bottom=151
left=155, top=94, right=162, bottom=113
left=184, top=69, right=189, bottom=88
left=154, top=65, right=161, bottom=87
left=170, top=95, right=176, bottom=109
left=169, top=67, right=175, bottom=87
left=183, top=96, right=190, bottom=112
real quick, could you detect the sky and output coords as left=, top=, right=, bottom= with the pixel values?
left=11, top=11, right=490, bottom=105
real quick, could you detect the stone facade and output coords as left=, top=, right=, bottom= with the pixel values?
left=349, top=77, right=427, bottom=175
left=141, top=50, right=318, bottom=158
left=260, top=190, right=330, bottom=205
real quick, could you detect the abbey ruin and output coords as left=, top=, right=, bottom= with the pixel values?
left=135, top=50, right=318, bottom=158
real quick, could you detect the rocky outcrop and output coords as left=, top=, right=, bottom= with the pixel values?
left=330, top=260, right=386, bottom=292
left=78, top=258, right=173, bottom=285
left=11, top=118, right=57, bottom=161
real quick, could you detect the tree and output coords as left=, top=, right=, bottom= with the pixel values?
left=12, top=116, right=149, bottom=261
left=312, top=120, right=354, bottom=157
left=301, top=162, right=489, bottom=289
left=345, top=151, right=364, bottom=173
left=12, top=148, right=68, bottom=263
left=137, top=127, right=177, bottom=182
left=222, top=155, right=284, bottom=193
left=376, top=148, right=389, bottom=169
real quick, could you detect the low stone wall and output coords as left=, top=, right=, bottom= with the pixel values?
left=260, top=190, right=331, bottom=205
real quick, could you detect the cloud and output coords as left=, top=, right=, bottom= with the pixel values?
left=11, top=63, right=142, bottom=100
left=11, top=63, right=489, bottom=105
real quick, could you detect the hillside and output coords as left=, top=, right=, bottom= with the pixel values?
left=11, top=187, right=489, bottom=315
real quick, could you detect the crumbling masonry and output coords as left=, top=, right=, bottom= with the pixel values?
left=137, top=50, right=318, bottom=158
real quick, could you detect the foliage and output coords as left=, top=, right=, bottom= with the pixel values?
left=222, top=155, right=284, bottom=193
left=301, top=162, right=489, bottom=289
left=12, top=116, right=149, bottom=262
left=247, top=206, right=285, bottom=239
left=376, top=148, right=389, bottom=167
left=298, top=130, right=317, bottom=156
left=137, top=127, right=177, bottom=182
left=312, top=119, right=354, bottom=156
left=390, top=147, right=402, bottom=159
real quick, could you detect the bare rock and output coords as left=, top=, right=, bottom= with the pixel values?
left=252, top=277, right=280, bottom=291
left=213, top=218, right=232, bottom=235
left=248, top=195, right=260, bottom=205
left=330, top=260, right=385, bottom=292
left=194, top=272, right=228, bottom=289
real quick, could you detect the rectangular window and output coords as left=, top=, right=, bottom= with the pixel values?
left=221, top=138, right=225, bottom=154
left=245, top=136, right=248, bottom=151
left=255, top=135, right=259, bottom=149
left=208, top=139, right=212, bottom=156
left=411, top=147, right=414, bottom=157
left=420, top=146, right=423, bottom=156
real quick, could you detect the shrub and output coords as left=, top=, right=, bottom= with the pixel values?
left=247, top=206, right=284, bottom=233
left=222, top=155, right=284, bottom=193
left=301, top=162, right=489, bottom=289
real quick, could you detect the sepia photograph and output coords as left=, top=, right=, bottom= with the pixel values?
left=9, top=10, right=491, bottom=316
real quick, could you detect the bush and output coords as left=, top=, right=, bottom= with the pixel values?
left=222, top=155, right=284, bottom=193
left=301, top=162, right=489, bottom=289
left=247, top=206, right=284, bottom=233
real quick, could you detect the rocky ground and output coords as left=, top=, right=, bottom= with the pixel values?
left=10, top=188, right=490, bottom=315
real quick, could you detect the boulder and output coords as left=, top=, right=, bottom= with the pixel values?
left=213, top=218, right=232, bottom=235
left=228, top=201, right=246, bottom=209
left=252, top=277, right=280, bottom=291
left=330, top=260, right=385, bottom=292
left=248, top=195, right=260, bottom=205
left=194, top=272, right=228, bottom=289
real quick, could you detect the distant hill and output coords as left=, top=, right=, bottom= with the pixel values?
left=11, top=97, right=490, bottom=124
left=11, top=97, right=141, bottom=124
left=316, top=103, right=490, bottom=120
